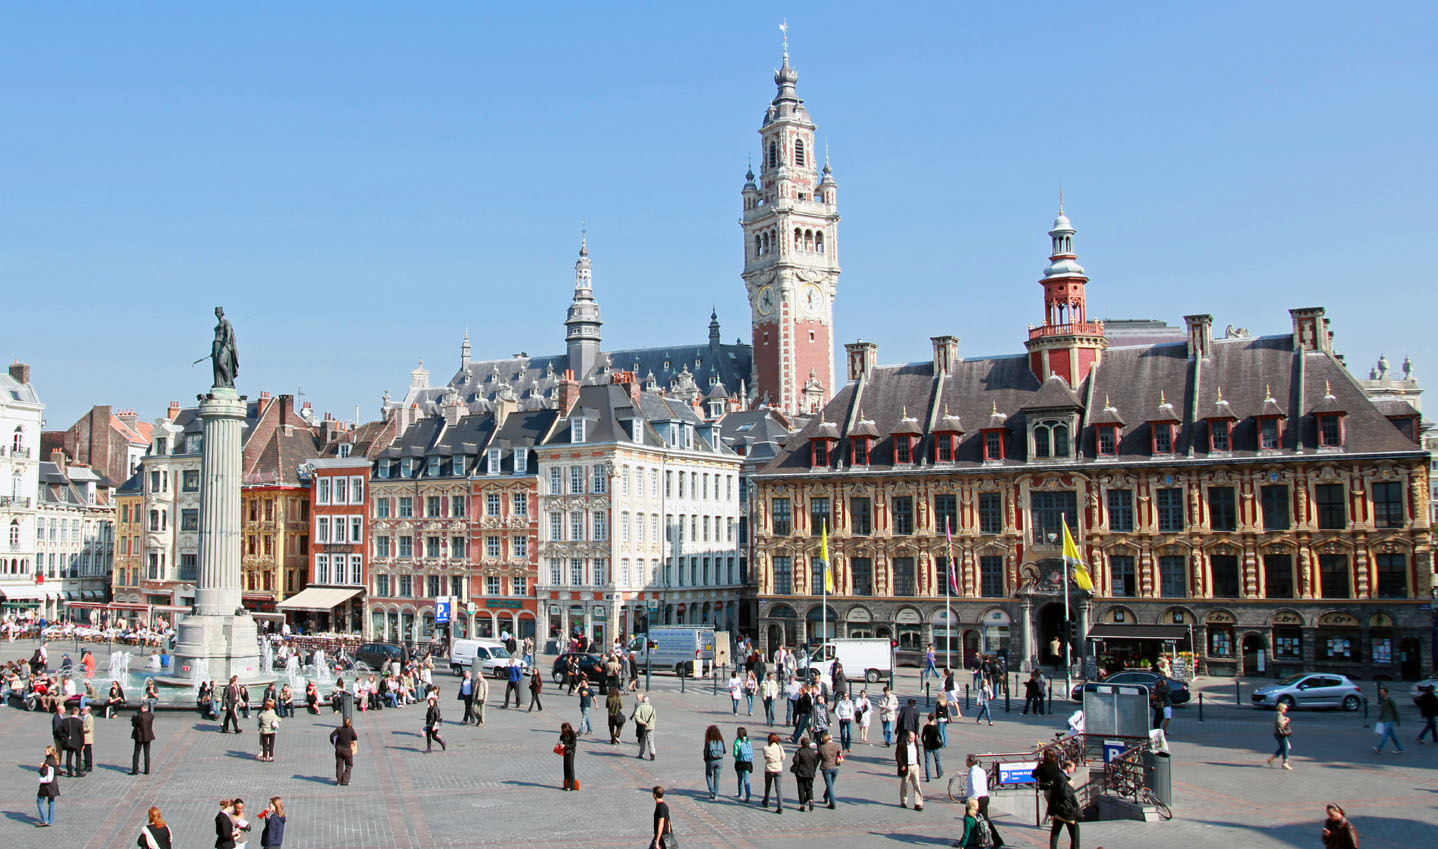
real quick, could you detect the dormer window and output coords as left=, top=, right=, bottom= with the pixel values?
left=488, top=448, right=503, bottom=475
left=935, top=434, right=955, bottom=462
left=1210, top=421, right=1230, bottom=451
left=811, top=439, right=830, bottom=467
left=1031, top=419, right=1071, bottom=460
left=894, top=436, right=913, bottom=464
left=513, top=448, right=528, bottom=474
left=1096, top=425, right=1118, bottom=456
left=630, top=419, right=643, bottom=443
left=401, top=458, right=414, bottom=477
left=983, top=431, right=1005, bottom=461
left=337, top=443, right=352, bottom=458
left=571, top=418, right=587, bottom=444
left=852, top=438, right=871, bottom=465
left=1260, top=418, right=1281, bottom=449
left=1318, top=414, right=1343, bottom=447
left=428, top=456, right=441, bottom=476
left=1153, top=424, right=1174, bottom=454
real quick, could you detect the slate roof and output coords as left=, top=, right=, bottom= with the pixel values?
left=541, top=384, right=732, bottom=453
left=761, top=331, right=1424, bottom=475
left=0, top=371, right=40, bottom=405
left=376, top=408, right=559, bottom=478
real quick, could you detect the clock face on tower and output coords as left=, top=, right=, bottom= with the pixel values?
left=757, top=286, right=775, bottom=316
left=802, top=284, right=822, bottom=316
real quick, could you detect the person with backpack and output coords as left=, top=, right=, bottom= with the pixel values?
left=732, top=726, right=754, bottom=803
left=955, top=797, right=997, bottom=848
left=702, top=725, right=725, bottom=801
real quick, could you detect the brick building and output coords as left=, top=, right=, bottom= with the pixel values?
left=42, top=405, right=151, bottom=489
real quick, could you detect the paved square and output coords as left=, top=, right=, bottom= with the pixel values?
left=1, top=646, right=1432, bottom=848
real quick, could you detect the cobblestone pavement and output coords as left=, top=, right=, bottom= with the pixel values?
left=0, top=643, right=1432, bottom=848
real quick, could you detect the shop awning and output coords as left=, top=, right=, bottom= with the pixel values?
left=1086, top=624, right=1191, bottom=641
left=276, top=586, right=362, bottom=611
left=0, top=585, right=49, bottom=601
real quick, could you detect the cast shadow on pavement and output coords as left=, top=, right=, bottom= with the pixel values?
left=290, top=774, right=335, bottom=784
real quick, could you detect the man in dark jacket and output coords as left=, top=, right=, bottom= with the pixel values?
left=897, top=698, right=922, bottom=740
left=330, top=718, right=359, bottom=786
left=1046, top=760, right=1081, bottom=849
left=220, top=675, right=241, bottom=733
left=457, top=671, right=477, bottom=724
left=831, top=662, right=848, bottom=701
left=130, top=702, right=156, bottom=775
left=505, top=659, right=524, bottom=708
left=1415, top=684, right=1438, bottom=744
left=790, top=686, right=814, bottom=744
left=60, top=706, right=85, bottom=776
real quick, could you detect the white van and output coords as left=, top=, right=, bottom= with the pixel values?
left=449, top=639, right=526, bottom=679
left=803, top=638, right=893, bottom=686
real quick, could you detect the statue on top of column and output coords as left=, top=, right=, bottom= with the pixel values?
left=210, top=306, right=239, bottom=389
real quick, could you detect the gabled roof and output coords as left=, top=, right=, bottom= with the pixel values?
left=1023, top=374, right=1083, bottom=411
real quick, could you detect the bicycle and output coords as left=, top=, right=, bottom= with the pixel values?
left=1104, top=760, right=1172, bottom=820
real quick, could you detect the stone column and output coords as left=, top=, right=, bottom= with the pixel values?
left=1018, top=598, right=1033, bottom=672
left=195, top=388, right=245, bottom=616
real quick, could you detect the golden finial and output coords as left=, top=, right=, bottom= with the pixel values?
left=1265, top=383, right=1273, bottom=401
left=991, top=400, right=999, bottom=415
left=1159, top=390, right=1167, bottom=406
left=1104, top=394, right=1112, bottom=408
left=1216, top=387, right=1224, bottom=403
left=1325, top=380, right=1333, bottom=397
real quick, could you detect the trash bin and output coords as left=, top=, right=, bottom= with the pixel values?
left=1142, top=750, right=1171, bottom=805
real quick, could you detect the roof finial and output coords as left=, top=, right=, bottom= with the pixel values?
left=1104, top=394, right=1112, bottom=409
left=1324, top=379, right=1333, bottom=397
left=991, top=400, right=998, bottom=415
left=1264, top=383, right=1272, bottom=401
left=1216, top=387, right=1224, bottom=403
left=779, top=19, right=789, bottom=61
left=1058, top=185, right=1064, bottom=215
left=579, top=219, right=587, bottom=256
left=1159, top=390, right=1167, bottom=406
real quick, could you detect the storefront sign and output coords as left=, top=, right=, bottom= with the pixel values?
left=998, top=761, right=1038, bottom=785
left=593, top=606, right=607, bottom=620
left=895, top=608, right=922, bottom=624
left=484, top=599, right=523, bottom=609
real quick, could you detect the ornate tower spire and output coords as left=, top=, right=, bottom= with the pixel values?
left=460, top=328, right=471, bottom=371
left=1024, top=200, right=1107, bottom=385
left=741, top=24, right=840, bottom=417
left=565, top=228, right=602, bottom=379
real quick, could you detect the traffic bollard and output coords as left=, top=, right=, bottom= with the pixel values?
left=1047, top=680, right=1053, bottom=715
left=1198, top=692, right=1204, bottom=722
left=1362, top=696, right=1369, bottom=728
left=1005, top=685, right=1010, bottom=713
left=1235, top=679, right=1241, bottom=706
left=965, top=683, right=970, bottom=711
left=681, top=666, right=686, bottom=694
left=925, top=680, right=931, bottom=707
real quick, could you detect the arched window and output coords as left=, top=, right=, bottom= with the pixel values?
left=1064, top=236, right=1072, bottom=253
left=8, top=521, right=18, bottom=547
left=11, top=427, right=21, bottom=451
left=815, top=231, right=824, bottom=253
left=768, top=141, right=778, bottom=169
left=804, top=230, right=814, bottom=252
left=795, top=138, right=806, bottom=167
left=1053, top=423, right=1069, bottom=457
left=794, top=228, right=803, bottom=250
left=754, top=234, right=762, bottom=257
left=1033, top=425, right=1050, bottom=458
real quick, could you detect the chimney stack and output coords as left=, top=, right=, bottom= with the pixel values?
left=931, top=336, right=959, bottom=374
left=167, top=401, right=181, bottom=422
left=50, top=448, right=66, bottom=470
left=1290, top=306, right=1332, bottom=353
left=8, top=362, right=31, bottom=385
left=1184, top=314, right=1213, bottom=358
left=558, top=371, right=581, bottom=416
left=845, top=341, right=878, bottom=382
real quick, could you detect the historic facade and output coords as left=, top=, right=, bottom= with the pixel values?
left=42, top=404, right=152, bottom=489
left=751, top=210, right=1433, bottom=681
left=34, top=454, right=115, bottom=607
left=0, top=363, right=46, bottom=616
left=535, top=378, right=744, bottom=645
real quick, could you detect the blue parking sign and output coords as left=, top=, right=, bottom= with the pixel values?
left=435, top=600, right=451, bottom=624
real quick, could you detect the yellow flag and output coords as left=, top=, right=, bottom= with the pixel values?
left=821, top=521, right=834, bottom=593
left=1062, top=516, right=1094, bottom=592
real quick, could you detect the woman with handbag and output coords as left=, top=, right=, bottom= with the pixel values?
left=1267, top=702, right=1293, bottom=770
left=558, top=721, right=578, bottom=790
left=732, top=727, right=754, bottom=803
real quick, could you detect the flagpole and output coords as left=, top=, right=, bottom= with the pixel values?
left=944, top=518, right=953, bottom=672
left=1063, top=557, right=1072, bottom=697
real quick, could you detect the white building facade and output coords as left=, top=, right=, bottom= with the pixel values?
left=1, top=363, right=47, bottom=616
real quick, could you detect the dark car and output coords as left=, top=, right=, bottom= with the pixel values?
left=550, top=653, right=609, bottom=690
left=1070, top=671, right=1191, bottom=705
left=354, top=642, right=405, bottom=671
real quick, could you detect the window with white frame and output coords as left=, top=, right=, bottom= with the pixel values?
left=316, top=553, right=330, bottom=584
left=650, top=469, right=658, bottom=496
left=570, top=557, right=584, bottom=586
left=485, top=576, right=501, bottom=596
left=451, top=496, right=465, bottom=518
left=651, top=515, right=659, bottom=541
left=549, top=558, right=562, bottom=585
left=592, top=465, right=607, bottom=493
left=375, top=498, right=390, bottom=519
left=569, top=466, right=584, bottom=495
left=571, top=418, right=586, bottom=444
left=486, top=535, right=501, bottom=558
left=350, top=477, right=364, bottom=503
left=593, top=511, right=607, bottom=541
left=548, top=467, right=562, bottom=494
left=620, top=558, right=630, bottom=586
left=316, top=517, right=330, bottom=543
left=350, top=516, right=363, bottom=543
left=512, top=536, right=527, bottom=559
left=334, top=477, right=348, bottom=504
left=486, top=493, right=501, bottom=516
left=570, top=511, right=584, bottom=541
left=317, top=478, right=330, bottom=504
left=513, top=448, right=527, bottom=474
left=549, top=512, right=563, bottom=540
left=620, top=468, right=629, bottom=495
left=376, top=536, right=391, bottom=557
left=593, top=557, right=608, bottom=585
left=488, top=448, right=503, bottom=474
left=620, top=512, right=630, bottom=542
left=511, top=576, right=527, bottom=596
left=512, top=492, right=527, bottom=515
left=350, top=555, right=363, bottom=585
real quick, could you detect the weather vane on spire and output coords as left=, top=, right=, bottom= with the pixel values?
left=780, top=20, right=789, bottom=60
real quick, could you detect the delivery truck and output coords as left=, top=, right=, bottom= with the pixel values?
left=627, top=627, right=717, bottom=677
left=802, top=638, right=894, bottom=686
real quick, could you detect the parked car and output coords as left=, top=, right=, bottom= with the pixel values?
left=1409, top=677, right=1437, bottom=704
left=1250, top=673, right=1363, bottom=711
left=353, top=642, right=405, bottom=670
left=1071, top=671, right=1191, bottom=704
left=549, top=653, right=608, bottom=690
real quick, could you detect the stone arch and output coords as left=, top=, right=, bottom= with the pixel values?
left=1158, top=605, right=1197, bottom=626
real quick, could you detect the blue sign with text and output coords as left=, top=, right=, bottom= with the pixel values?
left=435, top=600, right=451, bottom=624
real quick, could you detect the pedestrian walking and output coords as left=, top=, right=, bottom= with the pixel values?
left=791, top=736, right=819, bottom=811
left=130, top=701, right=155, bottom=775
left=1372, top=686, right=1403, bottom=753
left=1416, top=683, right=1438, bottom=743
left=577, top=677, right=594, bottom=735
left=974, top=678, right=994, bottom=726
left=633, top=693, right=657, bottom=760
left=1267, top=702, right=1293, bottom=769
left=329, top=718, right=358, bottom=786
left=965, top=753, right=990, bottom=819
left=816, top=730, right=841, bottom=808
left=138, top=806, right=173, bottom=849
left=898, top=697, right=922, bottom=739
left=856, top=688, right=873, bottom=744
left=60, top=705, right=84, bottom=776
left=528, top=666, right=544, bottom=712
left=879, top=686, right=898, bottom=746
left=727, top=670, right=743, bottom=714
left=458, top=671, right=477, bottom=724
left=702, top=725, right=725, bottom=800
left=258, top=798, right=285, bottom=849
left=256, top=699, right=280, bottom=761
left=606, top=686, right=625, bottom=744
left=791, top=684, right=813, bottom=744
left=761, top=672, right=779, bottom=726
left=423, top=694, right=447, bottom=753
left=955, top=797, right=997, bottom=848
left=1151, top=676, right=1172, bottom=733
left=35, top=745, right=59, bottom=827
left=1023, top=670, right=1045, bottom=716
left=505, top=658, right=524, bottom=708
left=1046, top=760, right=1081, bottom=849
left=761, top=733, right=785, bottom=813
left=220, top=676, right=242, bottom=734
left=895, top=729, right=923, bottom=811
left=732, top=726, right=754, bottom=803
left=649, top=786, right=675, bottom=849
left=834, top=692, right=855, bottom=751
left=921, top=644, right=938, bottom=683
left=744, top=669, right=759, bottom=715
left=921, top=714, right=943, bottom=781
left=472, top=668, right=489, bottom=724
left=1321, top=803, right=1359, bottom=849
left=558, top=721, right=578, bottom=790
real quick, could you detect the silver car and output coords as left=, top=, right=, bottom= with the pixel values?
left=1250, top=673, right=1363, bottom=711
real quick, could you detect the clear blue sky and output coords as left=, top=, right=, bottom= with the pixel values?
left=5, top=3, right=1434, bottom=429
